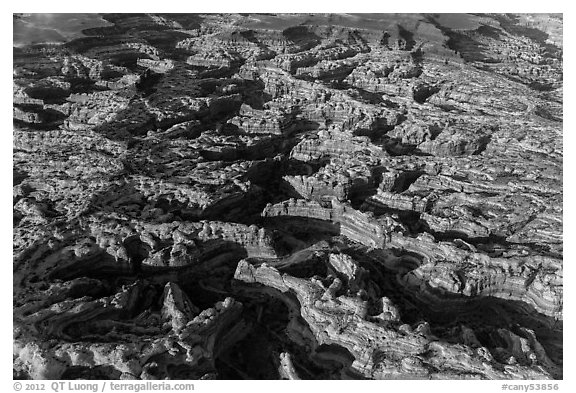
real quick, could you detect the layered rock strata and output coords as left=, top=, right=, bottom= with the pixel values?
left=13, top=13, right=562, bottom=380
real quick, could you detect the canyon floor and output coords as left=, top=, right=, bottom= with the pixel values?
left=13, top=13, right=563, bottom=380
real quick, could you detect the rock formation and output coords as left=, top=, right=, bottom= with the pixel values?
left=13, top=13, right=562, bottom=380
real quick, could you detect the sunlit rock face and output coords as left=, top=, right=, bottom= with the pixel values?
left=13, top=13, right=562, bottom=380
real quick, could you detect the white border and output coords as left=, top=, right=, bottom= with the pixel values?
left=3, top=3, right=572, bottom=390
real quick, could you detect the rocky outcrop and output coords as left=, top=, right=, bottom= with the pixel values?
left=283, top=163, right=375, bottom=203
left=14, top=293, right=245, bottom=379
left=365, top=189, right=430, bottom=213
left=418, top=125, right=491, bottom=156
left=263, top=198, right=405, bottom=248
left=290, top=130, right=386, bottom=162
left=388, top=232, right=563, bottom=319
left=234, top=260, right=554, bottom=379
left=229, top=103, right=297, bottom=135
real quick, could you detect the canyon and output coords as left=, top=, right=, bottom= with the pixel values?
left=13, top=13, right=562, bottom=380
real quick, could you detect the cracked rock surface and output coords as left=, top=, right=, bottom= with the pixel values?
left=13, top=13, right=562, bottom=380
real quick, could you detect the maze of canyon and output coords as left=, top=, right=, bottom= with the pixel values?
left=13, top=13, right=563, bottom=380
